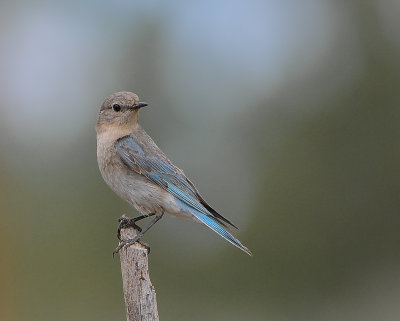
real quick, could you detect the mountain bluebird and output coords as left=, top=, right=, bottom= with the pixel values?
left=96, top=91, right=251, bottom=255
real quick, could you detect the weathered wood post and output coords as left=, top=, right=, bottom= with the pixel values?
left=118, top=226, right=159, bottom=321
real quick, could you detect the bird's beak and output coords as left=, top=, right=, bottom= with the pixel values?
left=129, top=102, right=148, bottom=110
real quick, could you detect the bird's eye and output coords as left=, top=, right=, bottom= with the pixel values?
left=112, top=104, right=121, bottom=112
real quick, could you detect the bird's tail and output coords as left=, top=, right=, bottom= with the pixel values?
left=191, top=210, right=252, bottom=256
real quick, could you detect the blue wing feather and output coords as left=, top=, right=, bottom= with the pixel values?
left=115, top=135, right=215, bottom=217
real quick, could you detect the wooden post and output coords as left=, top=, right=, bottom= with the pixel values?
left=118, top=226, right=159, bottom=321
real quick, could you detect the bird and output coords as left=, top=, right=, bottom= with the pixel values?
left=96, top=91, right=251, bottom=256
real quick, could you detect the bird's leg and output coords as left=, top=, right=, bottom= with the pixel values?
left=117, top=213, right=156, bottom=240
left=113, top=213, right=163, bottom=256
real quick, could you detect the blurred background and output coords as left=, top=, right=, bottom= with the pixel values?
left=1, top=0, right=400, bottom=320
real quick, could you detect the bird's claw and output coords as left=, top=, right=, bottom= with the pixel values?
left=113, top=235, right=149, bottom=257
left=117, top=216, right=142, bottom=240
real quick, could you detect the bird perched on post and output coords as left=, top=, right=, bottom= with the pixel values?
left=96, top=91, right=251, bottom=256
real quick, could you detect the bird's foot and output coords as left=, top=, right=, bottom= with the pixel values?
left=113, top=235, right=142, bottom=257
left=117, top=215, right=142, bottom=240
left=113, top=212, right=159, bottom=257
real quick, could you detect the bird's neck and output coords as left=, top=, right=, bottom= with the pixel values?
left=96, top=121, right=140, bottom=143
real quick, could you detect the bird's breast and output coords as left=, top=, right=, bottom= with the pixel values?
left=97, top=132, right=170, bottom=215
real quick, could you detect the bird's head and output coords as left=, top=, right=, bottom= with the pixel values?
left=96, top=91, right=148, bottom=133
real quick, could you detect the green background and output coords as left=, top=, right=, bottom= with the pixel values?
left=1, top=1, right=400, bottom=320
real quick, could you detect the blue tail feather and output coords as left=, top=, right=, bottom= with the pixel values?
left=175, top=200, right=252, bottom=255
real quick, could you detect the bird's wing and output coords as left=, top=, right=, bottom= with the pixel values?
left=114, top=135, right=229, bottom=224
left=114, top=135, right=251, bottom=255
